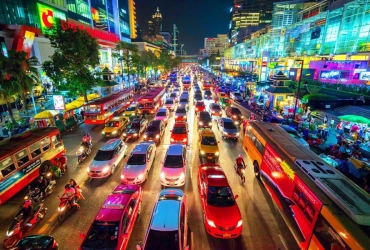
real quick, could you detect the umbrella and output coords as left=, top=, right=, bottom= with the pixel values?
left=34, top=110, right=60, bottom=120
left=338, top=115, right=370, bottom=125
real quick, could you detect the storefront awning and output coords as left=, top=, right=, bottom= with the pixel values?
left=77, top=93, right=100, bottom=102
left=64, top=100, right=84, bottom=112
left=34, top=110, right=60, bottom=120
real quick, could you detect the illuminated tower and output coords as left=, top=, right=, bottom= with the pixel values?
left=152, top=7, right=162, bottom=35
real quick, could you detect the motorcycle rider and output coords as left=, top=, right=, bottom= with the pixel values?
left=54, top=153, right=67, bottom=173
left=62, top=184, right=80, bottom=209
left=15, top=200, right=33, bottom=228
left=235, top=155, right=246, bottom=176
left=81, top=133, right=92, bottom=147
left=69, top=179, right=85, bottom=201
left=35, top=176, right=48, bottom=200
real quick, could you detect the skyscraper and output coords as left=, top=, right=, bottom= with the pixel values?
left=147, top=7, right=162, bottom=36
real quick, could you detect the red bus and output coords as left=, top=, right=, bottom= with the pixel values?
left=0, top=127, right=65, bottom=205
left=243, top=121, right=370, bottom=249
left=137, top=87, right=165, bottom=115
left=83, top=89, right=133, bottom=125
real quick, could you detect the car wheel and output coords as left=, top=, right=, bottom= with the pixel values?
left=254, top=161, right=260, bottom=179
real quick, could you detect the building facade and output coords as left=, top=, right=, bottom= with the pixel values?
left=204, top=34, right=229, bottom=56
left=148, top=7, right=162, bottom=36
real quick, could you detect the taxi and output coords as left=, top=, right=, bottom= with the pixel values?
left=170, top=121, right=188, bottom=145
left=123, top=103, right=139, bottom=118
left=198, top=129, right=219, bottom=161
left=102, top=116, right=129, bottom=137
left=197, top=164, right=242, bottom=239
left=79, top=184, right=142, bottom=250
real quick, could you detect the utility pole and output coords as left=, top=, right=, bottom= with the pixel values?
left=180, top=44, right=184, bottom=55
left=173, top=24, right=179, bottom=56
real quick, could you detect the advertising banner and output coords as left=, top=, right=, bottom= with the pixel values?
left=37, top=3, right=66, bottom=34
left=359, top=71, right=370, bottom=80
left=53, top=95, right=66, bottom=110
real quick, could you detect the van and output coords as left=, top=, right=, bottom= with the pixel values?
left=102, top=116, right=129, bottom=137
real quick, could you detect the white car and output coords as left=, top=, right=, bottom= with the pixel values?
left=121, top=142, right=156, bottom=184
left=155, top=108, right=170, bottom=125
left=87, top=139, right=127, bottom=179
left=160, top=144, right=187, bottom=187
left=230, top=92, right=243, bottom=101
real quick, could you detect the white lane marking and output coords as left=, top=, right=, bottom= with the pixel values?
left=191, top=231, right=194, bottom=250
left=278, top=234, right=288, bottom=250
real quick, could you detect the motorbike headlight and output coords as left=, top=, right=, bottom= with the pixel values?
left=144, top=134, right=147, bottom=139
left=199, top=122, right=203, bottom=125
left=237, top=220, right=243, bottom=228
left=241, top=115, right=244, bottom=118
left=134, top=133, right=138, bottom=136
left=156, top=134, right=160, bottom=139
left=102, top=166, right=110, bottom=174
left=241, top=169, right=245, bottom=173
left=58, top=206, right=65, bottom=212
left=215, top=151, right=219, bottom=156
left=6, top=231, right=14, bottom=236
left=87, top=167, right=90, bottom=173
left=138, top=173, right=143, bottom=179
left=101, top=131, right=105, bottom=134
left=201, top=150, right=205, bottom=155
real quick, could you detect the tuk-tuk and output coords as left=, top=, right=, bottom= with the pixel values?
left=219, top=97, right=231, bottom=109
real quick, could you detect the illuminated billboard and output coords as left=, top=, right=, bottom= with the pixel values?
left=37, top=3, right=66, bottom=34
left=53, top=95, right=66, bottom=110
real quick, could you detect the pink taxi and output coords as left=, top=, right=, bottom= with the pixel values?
left=79, top=184, right=142, bottom=250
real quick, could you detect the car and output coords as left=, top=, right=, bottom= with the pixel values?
left=178, top=95, right=189, bottom=110
left=165, top=85, right=173, bottom=94
left=170, top=121, right=188, bottom=145
left=144, top=120, right=165, bottom=143
left=173, top=87, right=181, bottom=96
left=165, top=98, right=176, bottom=111
left=194, top=88, right=202, bottom=95
left=217, top=117, right=240, bottom=140
left=123, top=118, right=148, bottom=141
left=279, top=125, right=310, bottom=148
left=193, top=93, right=203, bottom=104
left=87, top=139, right=127, bottom=178
left=174, top=107, right=187, bottom=121
left=160, top=144, right=187, bottom=187
left=121, top=142, right=156, bottom=184
left=197, top=164, right=242, bottom=238
left=154, top=108, right=170, bottom=125
left=195, top=101, right=206, bottom=113
left=198, top=129, right=219, bottom=161
left=13, top=235, right=58, bottom=250
left=136, top=189, right=189, bottom=250
left=230, top=92, right=243, bottom=101
left=169, top=92, right=179, bottom=103
left=208, top=103, right=222, bottom=117
left=182, top=90, right=189, bottom=96
left=80, top=185, right=142, bottom=250
left=102, top=116, right=129, bottom=138
left=204, top=90, right=213, bottom=100
left=217, top=92, right=229, bottom=99
left=225, top=106, right=244, bottom=125
left=193, top=83, right=199, bottom=89
left=124, top=103, right=139, bottom=117
left=197, top=111, right=212, bottom=128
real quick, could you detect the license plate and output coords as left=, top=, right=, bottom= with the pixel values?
left=106, top=135, right=110, bottom=137
left=207, top=156, right=212, bottom=160
left=91, top=174, right=99, bottom=177
left=92, top=120, right=96, bottom=123
left=223, top=234, right=231, bottom=237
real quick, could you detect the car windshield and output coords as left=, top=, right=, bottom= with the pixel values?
left=176, top=108, right=186, bottom=114
left=287, top=130, right=301, bottom=138
left=164, top=155, right=184, bottom=168
left=196, top=102, right=204, bottom=107
left=156, top=112, right=167, bottom=117
left=180, top=99, right=188, bottom=103
left=81, top=221, right=119, bottom=250
left=170, top=94, right=177, bottom=98
left=147, top=125, right=159, bottom=132
left=18, top=236, right=53, bottom=248
left=145, top=230, right=179, bottom=250
left=199, top=112, right=210, bottom=119
left=126, top=107, right=136, bottom=111
left=201, top=136, right=217, bottom=146
left=127, top=122, right=140, bottom=129
left=94, top=150, right=115, bottom=161
left=166, top=99, right=174, bottom=104
left=205, top=91, right=212, bottom=95
left=106, top=121, right=119, bottom=127
left=223, top=122, right=236, bottom=129
left=127, top=154, right=146, bottom=165
left=211, top=105, right=221, bottom=111
left=173, top=126, right=186, bottom=134
left=234, top=93, right=241, bottom=96
left=231, top=108, right=241, bottom=114
left=207, top=186, right=235, bottom=207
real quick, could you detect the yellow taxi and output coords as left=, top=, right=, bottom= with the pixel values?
left=198, top=128, right=220, bottom=161
left=102, top=116, right=129, bottom=137
left=123, top=103, right=138, bottom=118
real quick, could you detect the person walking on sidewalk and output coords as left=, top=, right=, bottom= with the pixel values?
left=323, top=115, right=328, bottom=125
left=330, top=117, right=335, bottom=130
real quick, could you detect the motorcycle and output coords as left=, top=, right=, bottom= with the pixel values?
left=234, top=164, right=246, bottom=183
left=57, top=195, right=79, bottom=222
left=76, top=142, right=92, bottom=164
left=3, top=203, right=47, bottom=249
left=25, top=174, right=56, bottom=204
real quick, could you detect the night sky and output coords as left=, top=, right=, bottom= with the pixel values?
left=134, top=0, right=231, bottom=54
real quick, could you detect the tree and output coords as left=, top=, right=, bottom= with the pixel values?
left=42, top=21, right=101, bottom=103
left=5, top=50, right=40, bottom=115
left=113, top=41, right=138, bottom=87
left=0, top=53, right=22, bottom=124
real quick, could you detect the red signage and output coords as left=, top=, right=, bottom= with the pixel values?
left=61, top=20, right=119, bottom=43
left=262, top=62, right=267, bottom=67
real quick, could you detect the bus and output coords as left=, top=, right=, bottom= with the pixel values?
left=243, top=121, right=370, bottom=249
left=0, top=127, right=65, bottom=205
left=83, top=89, right=133, bottom=125
left=137, top=87, right=166, bottom=115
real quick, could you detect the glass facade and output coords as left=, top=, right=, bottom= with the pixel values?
left=0, top=0, right=39, bottom=28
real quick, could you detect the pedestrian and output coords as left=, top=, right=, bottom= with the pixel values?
left=323, top=115, right=328, bottom=125
left=330, top=117, right=335, bottom=130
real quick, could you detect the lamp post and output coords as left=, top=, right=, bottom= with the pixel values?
left=293, top=59, right=304, bottom=121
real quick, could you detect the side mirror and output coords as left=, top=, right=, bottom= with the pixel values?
left=136, top=245, right=142, bottom=250
left=235, top=195, right=239, bottom=200
left=79, top=233, right=86, bottom=239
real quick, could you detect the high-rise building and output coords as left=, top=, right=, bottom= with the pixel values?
left=204, top=34, right=229, bottom=56
left=148, top=21, right=154, bottom=36
left=147, top=7, right=162, bottom=36
left=160, top=31, right=172, bottom=47
left=128, top=0, right=137, bottom=39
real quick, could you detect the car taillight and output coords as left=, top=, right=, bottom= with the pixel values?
left=52, top=240, right=58, bottom=248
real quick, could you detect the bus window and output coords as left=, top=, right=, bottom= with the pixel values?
left=314, top=215, right=349, bottom=250
left=0, top=157, right=16, bottom=178
left=40, top=137, right=51, bottom=152
left=52, top=134, right=62, bottom=148
left=29, top=142, right=42, bottom=158
left=246, top=128, right=265, bottom=155
left=15, top=149, right=30, bottom=167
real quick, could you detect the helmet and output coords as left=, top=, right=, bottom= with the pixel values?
left=37, top=176, right=43, bottom=181
left=65, top=184, right=71, bottom=189
left=238, top=154, right=242, bottom=158
left=23, top=200, right=32, bottom=208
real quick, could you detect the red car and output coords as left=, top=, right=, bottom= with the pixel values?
left=170, top=121, right=188, bottom=144
left=195, top=101, right=206, bottom=113
left=79, top=184, right=142, bottom=250
left=175, top=106, right=187, bottom=121
left=197, top=164, right=242, bottom=238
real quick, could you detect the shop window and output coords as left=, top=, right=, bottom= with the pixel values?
left=314, top=215, right=350, bottom=250
left=15, top=149, right=30, bottom=167
left=0, top=157, right=16, bottom=178
left=40, top=137, right=51, bottom=152
left=29, top=142, right=42, bottom=159
left=52, top=134, right=62, bottom=148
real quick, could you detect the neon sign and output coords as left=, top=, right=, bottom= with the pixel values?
left=37, top=3, right=66, bottom=34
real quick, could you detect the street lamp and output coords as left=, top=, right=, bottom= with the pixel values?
left=293, top=60, right=304, bottom=121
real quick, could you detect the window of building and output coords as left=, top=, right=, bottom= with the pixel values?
left=0, top=157, right=16, bottom=178
left=15, top=149, right=30, bottom=167
left=29, top=142, right=42, bottom=159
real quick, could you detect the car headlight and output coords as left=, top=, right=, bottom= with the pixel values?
left=208, top=122, right=212, bottom=126
left=184, top=115, right=186, bottom=118
left=235, top=121, right=239, bottom=125
left=144, top=134, right=147, bottom=139
left=175, top=116, right=178, bottom=119
left=180, top=172, right=185, bottom=179
left=138, top=173, right=143, bottom=179
left=156, top=134, right=160, bottom=139
left=112, top=131, right=117, bottom=134
left=224, top=131, right=228, bottom=135
left=6, top=231, right=14, bottom=236
left=215, top=151, right=219, bottom=156
left=236, top=132, right=240, bottom=136
left=160, top=172, right=165, bottom=179
left=183, top=138, right=187, bottom=142
left=87, top=167, right=90, bottom=172
left=207, top=219, right=216, bottom=228
left=102, top=131, right=105, bottom=134
left=134, top=133, right=138, bottom=136
left=241, top=115, right=244, bottom=118
left=123, top=133, right=127, bottom=136
left=199, top=122, right=203, bottom=125
left=102, top=166, right=110, bottom=173
left=233, top=115, right=236, bottom=118
left=201, top=150, right=205, bottom=155
left=121, top=174, right=125, bottom=179
left=237, top=220, right=243, bottom=227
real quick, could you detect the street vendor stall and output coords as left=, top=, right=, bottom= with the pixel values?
left=34, top=110, right=65, bottom=132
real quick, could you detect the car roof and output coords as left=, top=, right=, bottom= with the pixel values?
left=202, top=166, right=229, bottom=186
left=157, top=108, right=167, bottom=112
left=110, top=117, right=121, bottom=121
left=132, top=142, right=152, bottom=154
left=149, top=120, right=162, bottom=126
left=200, top=129, right=215, bottom=137
left=167, top=144, right=184, bottom=155
left=100, top=139, right=122, bottom=151
left=166, top=98, right=174, bottom=101
left=132, top=118, right=142, bottom=123
left=220, top=117, right=234, bottom=123
left=210, top=103, right=220, bottom=108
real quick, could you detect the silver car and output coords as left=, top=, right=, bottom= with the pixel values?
left=121, top=142, right=156, bottom=184
left=230, top=92, right=243, bottom=101
left=87, top=139, right=127, bottom=179
left=217, top=117, right=240, bottom=140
